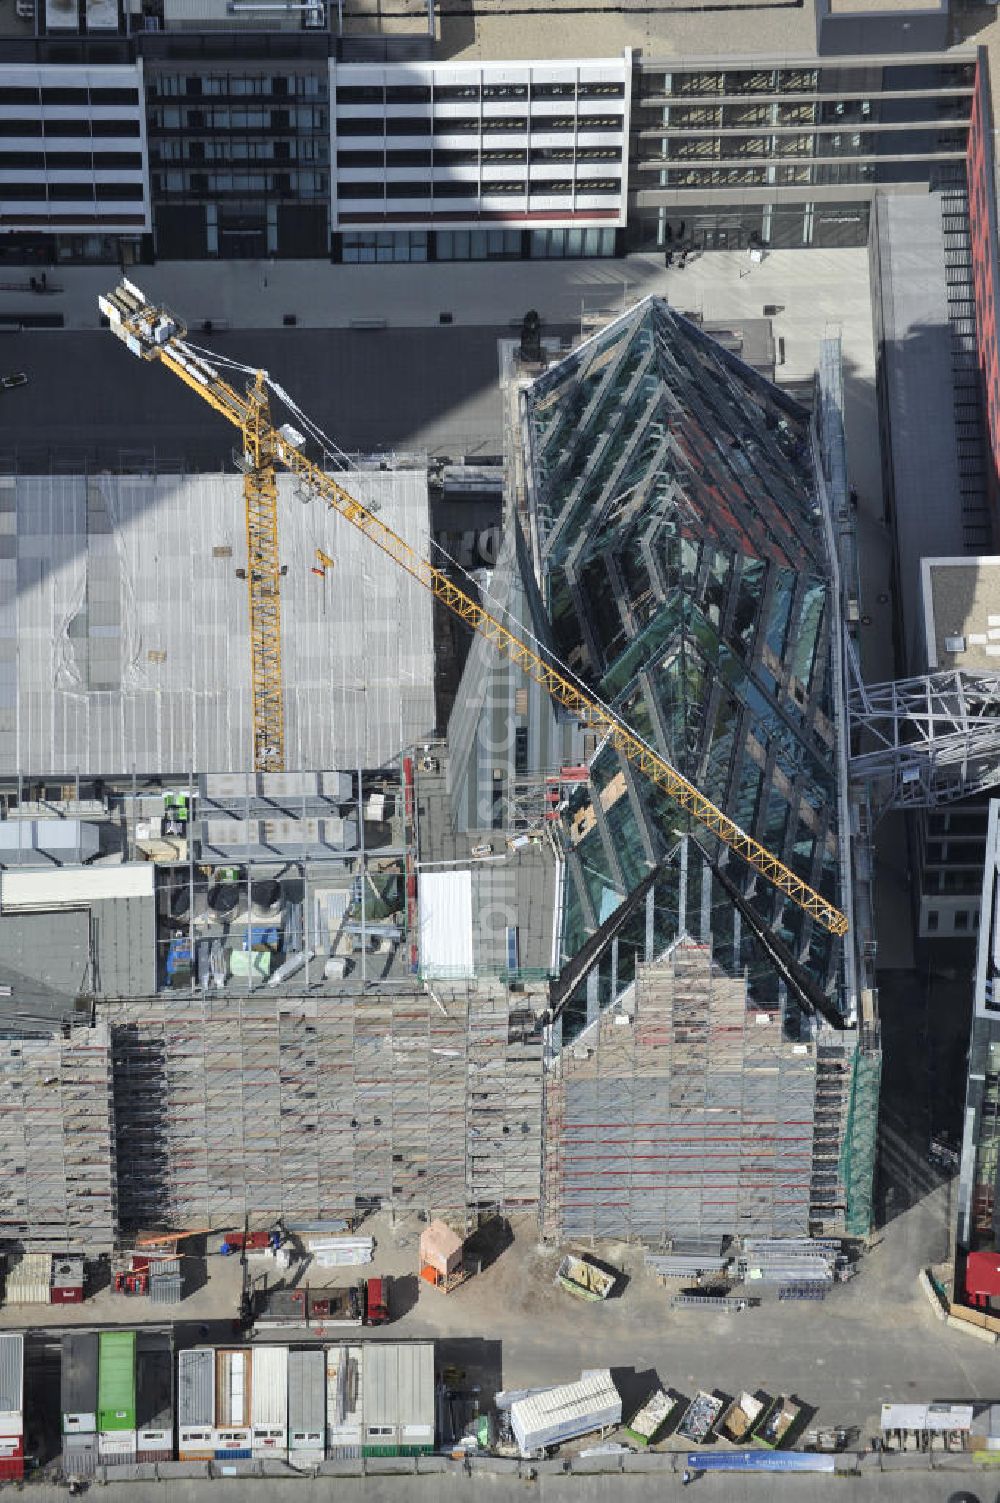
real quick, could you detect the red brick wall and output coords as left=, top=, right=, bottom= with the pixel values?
left=968, top=48, right=1000, bottom=505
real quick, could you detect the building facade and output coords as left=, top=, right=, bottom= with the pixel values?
left=448, top=297, right=880, bottom=1243
left=957, top=797, right=1000, bottom=1253
left=0, top=15, right=981, bottom=265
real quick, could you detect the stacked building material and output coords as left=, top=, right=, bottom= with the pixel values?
left=61, top=1332, right=99, bottom=1478
left=177, top=1349, right=214, bottom=1461
left=0, top=1335, right=24, bottom=1481
left=97, top=1330, right=136, bottom=1467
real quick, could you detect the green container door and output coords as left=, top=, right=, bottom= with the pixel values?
left=98, top=1331, right=136, bottom=1431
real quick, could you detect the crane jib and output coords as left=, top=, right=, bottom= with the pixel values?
left=98, top=280, right=850, bottom=939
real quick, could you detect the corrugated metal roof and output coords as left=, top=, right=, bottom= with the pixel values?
left=136, top=1334, right=172, bottom=1431
left=0, top=1335, right=23, bottom=1415
left=251, top=1346, right=288, bottom=1428
left=62, top=1333, right=99, bottom=1416
left=2, top=470, right=434, bottom=777
left=362, top=1342, right=434, bottom=1431
left=510, top=1370, right=621, bottom=1454
left=177, top=1348, right=214, bottom=1428
left=288, top=1348, right=324, bottom=1433
left=418, top=871, right=474, bottom=978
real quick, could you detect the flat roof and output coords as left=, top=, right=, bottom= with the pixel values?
left=921, top=556, right=1000, bottom=673
left=2, top=468, right=434, bottom=778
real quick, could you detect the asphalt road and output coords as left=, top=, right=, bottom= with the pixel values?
left=21, top=1467, right=1000, bottom=1501
left=0, top=325, right=548, bottom=469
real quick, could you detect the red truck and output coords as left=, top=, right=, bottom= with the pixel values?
left=364, top=1276, right=390, bottom=1325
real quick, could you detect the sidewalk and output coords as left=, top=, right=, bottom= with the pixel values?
left=0, top=246, right=874, bottom=387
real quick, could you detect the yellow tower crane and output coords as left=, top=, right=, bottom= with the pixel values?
left=97, top=279, right=849, bottom=938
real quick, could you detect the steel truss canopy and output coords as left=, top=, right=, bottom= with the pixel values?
left=849, top=669, right=1000, bottom=809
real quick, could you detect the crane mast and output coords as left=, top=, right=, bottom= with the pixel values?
left=97, top=279, right=850, bottom=939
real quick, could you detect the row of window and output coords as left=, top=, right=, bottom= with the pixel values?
left=153, top=138, right=327, bottom=162
left=0, top=150, right=142, bottom=168
left=153, top=170, right=324, bottom=195
left=339, top=177, right=621, bottom=198
left=336, top=114, right=623, bottom=137
left=150, top=74, right=327, bottom=99
left=4, top=181, right=144, bottom=199
left=659, top=162, right=883, bottom=186
left=336, top=81, right=625, bottom=105
left=339, top=225, right=615, bottom=262
left=0, top=118, right=139, bottom=138
left=0, top=86, right=138, bottom=106
left=336, top=145, right=622, bottom=167
left=149, top=106, right=327, bottom=131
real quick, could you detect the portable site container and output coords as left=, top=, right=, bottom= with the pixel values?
left=251, top=1345, right=288, bottom=1459
left=510, top=1371, right=621, bottom=1457
left=288, top=1348, right=325, bottom=1466
left=0, top=1335, right=24, bottom=1437
left=177, top=1348, right=215, bottom=1460
left=0, top=1335, right=24, bottom=1482
left=0, top=1435, right=23, bottom=1483
left=98, top=1430, right=137, bottom=1466
left=362, top=1343, right=435, bottom=1457
left=61, top=1433, right=98, bottom=1480
left=326, top=1345, right=363, bottom=1458
left=5, top=1252, right=51, bottom=1305
left=97, top=1331, right=136, bottom=1433
left=50, top=1256, right=85, bottom=1305
left=62, top=1333, right=99, bottom=1434
left=136, top=1332, right=173, bottom=1462
left=214, top=1348, right=252, bottom=1458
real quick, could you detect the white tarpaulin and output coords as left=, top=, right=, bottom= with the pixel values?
left=418, top=870, right=474, bottom=978
left=1, top=862, right=154, bottom=911
left=881, top=1402, right=974, bottom=1432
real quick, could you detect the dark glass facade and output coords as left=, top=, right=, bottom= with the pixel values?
left=145, top=63, right=330, bottom=257
left=523, top=299, right=846, bottom=1024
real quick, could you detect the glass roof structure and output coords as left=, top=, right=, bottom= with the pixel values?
left=521, top=297, right=846, bottom=1027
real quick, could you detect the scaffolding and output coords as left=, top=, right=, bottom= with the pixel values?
left=542, top=938, right=820, bottom=1245
left=0, top=1022, right=118, bottom=1254
left=839, top=1044, right=882, bottom=1240
left=107, top=983, right=543, bottom=1234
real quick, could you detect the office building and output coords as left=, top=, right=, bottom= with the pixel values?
left=449, top=295, right=880, bottom=1241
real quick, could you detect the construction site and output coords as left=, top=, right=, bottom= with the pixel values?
left=0, top=275, right=887, bottom=1272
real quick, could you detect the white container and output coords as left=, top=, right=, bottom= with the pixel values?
left=251, top=1346, right=288, bottom=1458
left=325, top=1345, right=363, bottom=1456
left=98, top=1431, right=136, bottom=1464
left=0, top=1335, right=23, bottom=1437
left=5, top=1253, right=52, bottom=1305
left=510, top=1371, right=621, bottom=1456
